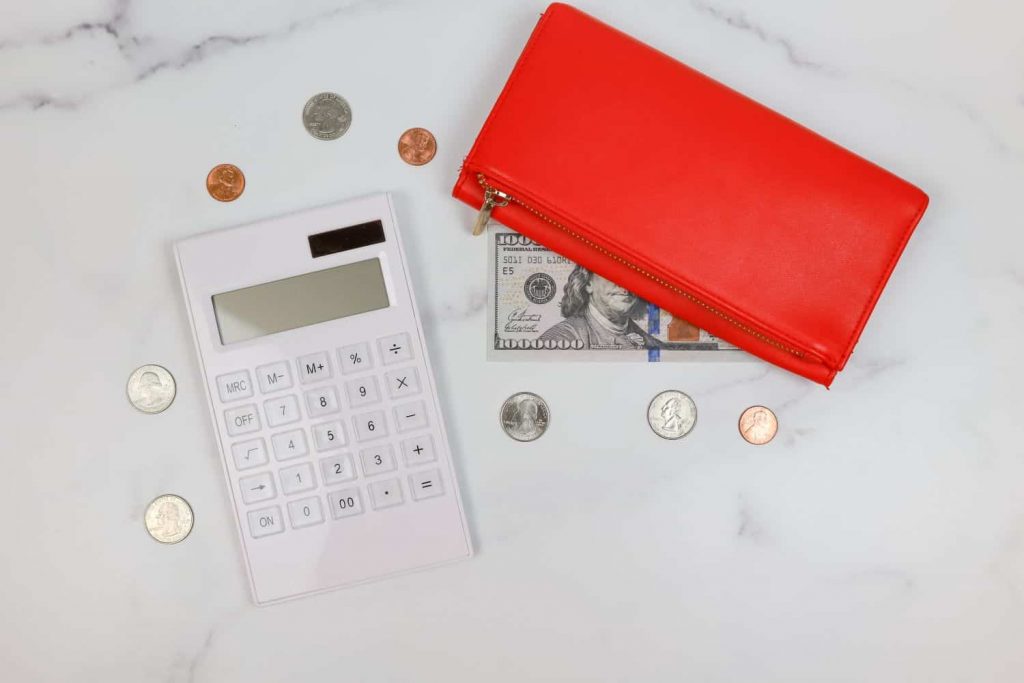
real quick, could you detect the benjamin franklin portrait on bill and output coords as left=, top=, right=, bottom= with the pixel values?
left=538, top=266, right=662, bottom=350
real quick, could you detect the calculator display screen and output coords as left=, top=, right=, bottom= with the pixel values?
left=212, top=258, right=390, bottom=344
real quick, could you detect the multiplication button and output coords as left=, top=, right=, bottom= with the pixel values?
left=297, top=351, right=332, bottom=384
left=216, top=370, right=253, bottom=402
left=378, top=333, right=413, bottom=365
left=225, top=404, right=260, bottom=436
left=248, top=506, right=284, bottom=539
left=385, top=367, right=420, bottom=398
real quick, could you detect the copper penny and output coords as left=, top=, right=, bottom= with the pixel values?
left=738, top=406, right=778, bottom=445
left=397, top=127, right=437, bottom=166
left=206, top=164, right=245, bottom=202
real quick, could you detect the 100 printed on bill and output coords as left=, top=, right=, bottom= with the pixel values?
left=488, top=227, right=748, bottom=362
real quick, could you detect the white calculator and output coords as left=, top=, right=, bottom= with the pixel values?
left=175, top=193, right=472, bottom=604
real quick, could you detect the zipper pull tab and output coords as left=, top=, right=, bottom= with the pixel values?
left=471, top=188, right=509, bottom=236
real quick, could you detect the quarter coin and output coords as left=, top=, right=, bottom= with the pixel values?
left=500, top=392, right=550, bottom=442
left=398, top=127, right=437, bottom=166
left=144, top=494, right=194, bottom=544
left=738, top=405, right=778, bottom=445
left=126, top=364, right=176, bottom=414
left=647, top=390, right=697, bottom=440
left=206, top=163, right=245, bottom=202
left=302, top=92, right=352, bottom=140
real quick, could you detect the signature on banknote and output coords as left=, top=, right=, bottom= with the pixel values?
left=488, top=228, right=745, bottom=362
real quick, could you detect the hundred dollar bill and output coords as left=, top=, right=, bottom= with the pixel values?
left=488, top=227, right=747, bottom=362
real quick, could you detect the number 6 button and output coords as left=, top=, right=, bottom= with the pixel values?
left=353, top=410, right=388, bottom=441
left=312, top=421, right=346, bottom=450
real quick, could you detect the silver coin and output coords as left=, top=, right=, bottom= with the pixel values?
left=144, top=494, right=194, bottom=544
left=126, top=364, right=176, bottom=414
left=500, top=392, right=550, bottom=442
left=647, top=390, right=697, bottom=440
left=302, top=92, right=352, bottom=140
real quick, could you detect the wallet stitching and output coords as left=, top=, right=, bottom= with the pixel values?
left=839, top=194, right=929, bottom=363
left=479, top=170, right=821, bottom=362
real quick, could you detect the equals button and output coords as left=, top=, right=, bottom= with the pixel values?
left=410, top=469, right=443, bottom=501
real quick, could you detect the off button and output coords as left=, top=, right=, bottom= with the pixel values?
left=225, top=404, right=261, bottom=436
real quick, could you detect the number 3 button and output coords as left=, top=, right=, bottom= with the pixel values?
left=353, top=410, right=388, bottom=442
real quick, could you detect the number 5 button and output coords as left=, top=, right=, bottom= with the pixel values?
left=312, top=421, right=346, bottom=450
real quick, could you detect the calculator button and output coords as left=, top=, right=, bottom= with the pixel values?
left=312, top=420, right=347, bottom=451
left=359, top=444, right=396, bottom=477
left=327, top=488, right=364, bottom=519
left=231, top=438, right=268, bottom=471
left=279, top=462, right=317, bottom=496
left=297, top=351, right=333, bottom=384
left=271, top=428, right=308, bottom=461
left=225, top=404, right=260, bottom=436
left=264, top=395, right=301, bottom=428
left=216, top=370, right=253, bottom=403
left=239, top=471, right=276, bottom=505
left=368, top=478, right=404, bottom=510
left=339, top=342, right=373, bottom=374
left=248, top=506, right=284, bottom=538
left=393, top=401, right=428, bottom=433
left=320, top=453, right=357, bottom=485
left=305, top=386, right=340, bottom=418
left=353, top=410, right=388, bottom=442
left=400, top=435, right=436, bottom=467
left=288, top=497, right=324, bottom=529
left=256, top=361, right=293, bottom=394
left=345, top=375, right=381, bottom=408
left=409, top=469, right=444, bottom=501
left=385, top=367, right=421, bottom=398
left=378, top=333, right=413, bottom=365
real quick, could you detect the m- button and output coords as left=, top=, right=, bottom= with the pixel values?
left=216, top=370, right=253, bottom=403
left=225, top=404, right=260, bottom=436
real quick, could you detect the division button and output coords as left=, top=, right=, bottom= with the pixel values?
left=377, top=333, right=413, bottom=365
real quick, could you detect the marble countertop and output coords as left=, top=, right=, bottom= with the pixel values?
left=2, top=0, right=1022, bottom=680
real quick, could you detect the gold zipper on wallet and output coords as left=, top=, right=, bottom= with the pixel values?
left=473, top=173, right=806, bottom=359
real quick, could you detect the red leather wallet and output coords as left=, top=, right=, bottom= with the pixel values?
left=453, top=3, right=928, bottom=386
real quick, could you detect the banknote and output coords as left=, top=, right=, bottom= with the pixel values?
left=488, top=227, right=747, bottom=362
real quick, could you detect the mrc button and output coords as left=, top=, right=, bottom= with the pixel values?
left=216, top=370, right=253, bottom=402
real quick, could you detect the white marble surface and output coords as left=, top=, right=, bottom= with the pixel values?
left=2, top=0, right=1023, bottom=680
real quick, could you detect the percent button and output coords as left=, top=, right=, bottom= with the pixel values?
left=339, top=342, right=373, bottom=375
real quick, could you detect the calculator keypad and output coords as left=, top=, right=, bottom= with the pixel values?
left=221, top=336, right=445, bottom=539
